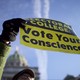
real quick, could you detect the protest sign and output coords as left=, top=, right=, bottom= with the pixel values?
left=20, top=18, right=80, bottom=54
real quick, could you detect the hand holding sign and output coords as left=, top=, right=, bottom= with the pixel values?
left=0, top=18, right=26, bottom=44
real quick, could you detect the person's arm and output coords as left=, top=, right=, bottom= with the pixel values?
left=0, top=18, right=26, bottom=80
left=0, top=41, right=11, bottom=80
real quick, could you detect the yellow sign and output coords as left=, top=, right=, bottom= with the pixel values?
left=20, top=18, right=80, bottom=54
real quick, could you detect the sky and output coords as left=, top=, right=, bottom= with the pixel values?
left=0, top=0, right=80, bottom=80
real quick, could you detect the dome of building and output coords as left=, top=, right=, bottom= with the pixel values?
left=6, top=47, right=28, bottom=67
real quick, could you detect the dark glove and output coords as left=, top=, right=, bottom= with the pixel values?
left=1, top=18, right=26, bottom=42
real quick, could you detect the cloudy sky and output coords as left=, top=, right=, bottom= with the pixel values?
left=0, top=0, right=80, bottom=80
